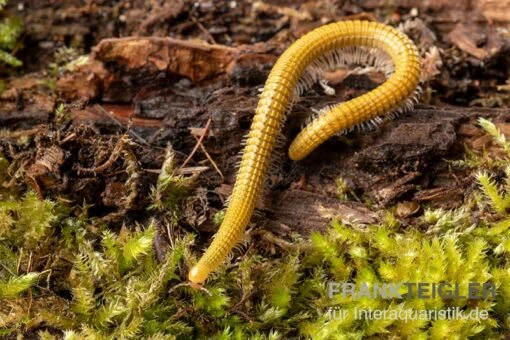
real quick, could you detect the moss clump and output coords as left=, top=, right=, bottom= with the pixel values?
left=0, top=191, right=59, bottom=249
left=149, top=144, right=197, bottom=214
left=0, top=272, right=40, bottom=299
left=0, top=0, right=22, bottom=68
left=0, top=118, right=509, bottom=338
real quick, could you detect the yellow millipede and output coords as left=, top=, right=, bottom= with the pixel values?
left=188, top=20, right=422, bottom=288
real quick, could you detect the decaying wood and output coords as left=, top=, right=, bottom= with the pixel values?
left=56, top=37, right=276, bottom=105
left=2, top=61, right=509, bottom=234
left=447, top=23, right=508, bottom=60
left=270, top=189, right=379, bottom=234
left=0, top=76, right=54, bottom=129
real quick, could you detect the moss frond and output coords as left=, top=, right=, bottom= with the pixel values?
left=38, top=330, right=58, bottom=340
left=0, top=191, right=59, bottom=250
left=478, top=117, right=510, bottom=156
left=0, top=272, right=39, bottom=298
left=150, top=144, right=196, bottom=213
left=71, top=286, right=95, bottom=317
left=267, top=256, right=300, bottom=310
left=476, top=171, right=510, bottom=214
left=120, top=223, right=155, bottom=272
left=0, top=5, right=22, bottom=67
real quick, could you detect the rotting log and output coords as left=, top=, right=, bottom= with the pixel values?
left=1, top=70, right=509, bottom=234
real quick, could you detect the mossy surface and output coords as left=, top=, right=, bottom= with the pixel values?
left=0, top=119, right=509, bottom=339
left=0, top=0, right=22, bottom=68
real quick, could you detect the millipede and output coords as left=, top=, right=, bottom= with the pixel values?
left=188, top=20, right=422, bottom=288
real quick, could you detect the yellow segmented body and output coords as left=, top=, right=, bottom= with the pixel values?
left=188, top=20, right=421, bottom=287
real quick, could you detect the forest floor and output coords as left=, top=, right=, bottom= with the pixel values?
left=0, top=1, right=509, bottom=339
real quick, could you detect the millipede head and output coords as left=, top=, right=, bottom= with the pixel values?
left=188, top=264, right=208, bottom=289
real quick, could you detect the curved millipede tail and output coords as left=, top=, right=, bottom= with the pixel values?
left=188, top=20, right=421, bottom=287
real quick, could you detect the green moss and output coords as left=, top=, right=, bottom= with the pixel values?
left=54, top=103, right=71, bottom=125
left=0, top=272, right=39, bottom=299
left=0, top=191, right=59, bottom=250
left=149, top=144, right=196, bottom=215
left=0, top=1, right=22, bottom=67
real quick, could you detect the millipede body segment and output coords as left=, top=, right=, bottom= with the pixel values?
left=188, top=20, right=421, bottom=287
